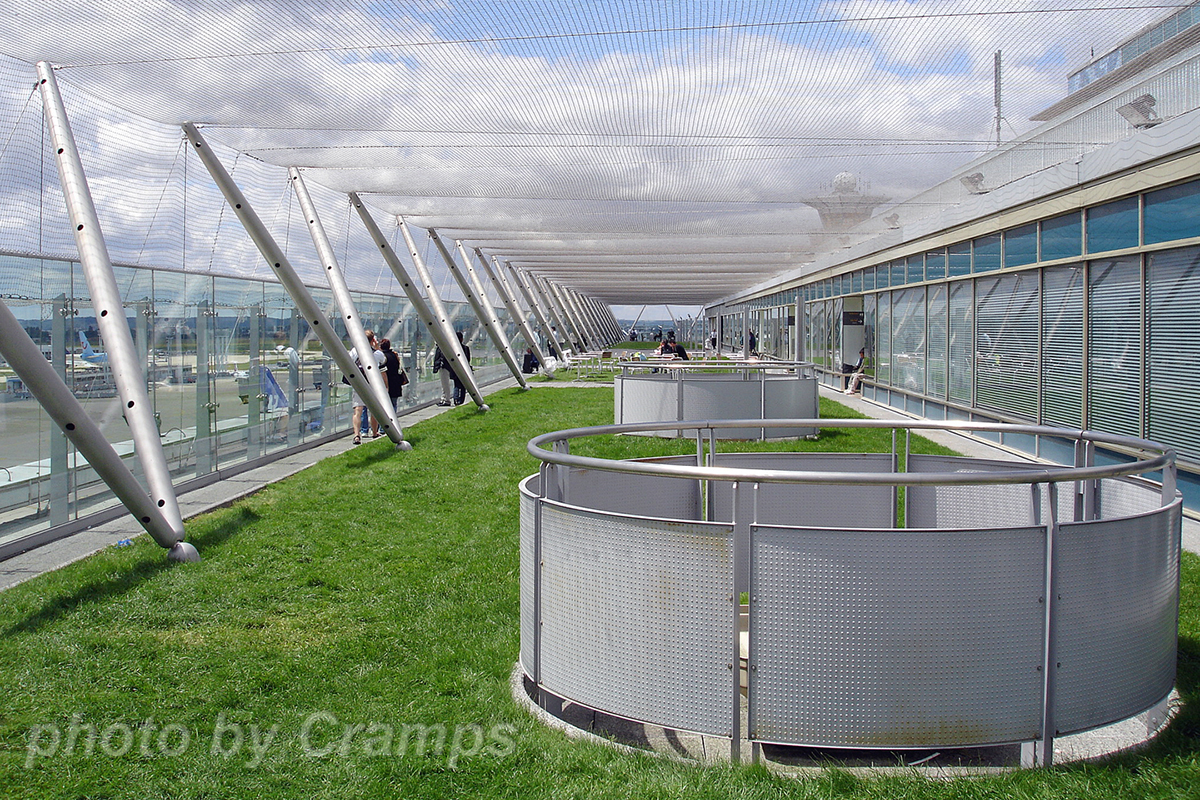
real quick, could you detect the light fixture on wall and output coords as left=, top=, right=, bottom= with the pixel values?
left=884, top=214, right=900, bottom=229
left=960, top=173, right=987, bottom=194
left=1116, top=94, right=1163, bottom=128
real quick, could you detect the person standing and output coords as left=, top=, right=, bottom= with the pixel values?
left=432, top=341, right=454, bottom=406
left=348, top=329, right=385, bottom=444
left=451, top=331, right=471, bottom=405
left=379, top=338, right=407, bottom=413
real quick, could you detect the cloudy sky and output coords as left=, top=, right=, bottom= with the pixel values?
left=0, top=0, right=1180, bottom=315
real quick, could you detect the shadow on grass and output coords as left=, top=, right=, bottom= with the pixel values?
left=3, top=505, right=257, bottom=637
left=1077, top=634, right=1200, bottom=771
left=1158, top=634, right=1200, bottom=748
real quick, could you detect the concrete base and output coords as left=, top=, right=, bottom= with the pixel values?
left=513, top=664, right=1180, bottom=775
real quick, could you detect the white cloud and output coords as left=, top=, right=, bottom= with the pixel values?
left=0, top=0, right=1186, bottom=304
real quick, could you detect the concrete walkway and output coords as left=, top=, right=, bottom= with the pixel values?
left=2, top=376, right=1195, bottom=591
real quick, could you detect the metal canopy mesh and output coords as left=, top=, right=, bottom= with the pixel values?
left=0, top=0, right=1185, bottom=306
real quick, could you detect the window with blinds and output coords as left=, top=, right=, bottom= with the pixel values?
left=949, top=280, right=974, bottom=405
left=864, top=293, right=877, bottom=377
left=1041, top=265, right=1084, bottom=428
left=1148, top=245, right=1200, bottom=460
left=807, top=301, right=827, bottom=367
left=832, top=297, right=843, bottom=365
left=877, top=292, right=892, bottom=385
left=975, top=273, right=1040, bottom=419
left=1088, top=257, right=1143, bottom=437
left=892, top=287, right=926, bottom=394
left=927, top=285, right=948, bottom=399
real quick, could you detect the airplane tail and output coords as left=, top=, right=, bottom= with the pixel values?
left=78, top=330, right=97, bottom=357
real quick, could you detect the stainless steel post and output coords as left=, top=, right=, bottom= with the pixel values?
left=1038, top=482, right=1060, bottom=767
left=182, top=124, right=409, bottom=448
left=247, top=304, right=263, bottom=458
left=288, top=169, right=401, bottom=443
left=349, top=198, right=488, bottom=412
left=0, top=296, right=195, bottom=559
left=50, top=294, right=69, bottom=527
left=195, top=299, right=215, bottom=474
left=730, top=481, right=749, bottom=765
left=38, top=62, right=189, bottom=554
left=426, top=231, right=525, bottom=388
left=396, top=219, right=487, bottom=408
left=477, top=249, right=551, bottom=375
left=507, top=262, right=566, bottom=361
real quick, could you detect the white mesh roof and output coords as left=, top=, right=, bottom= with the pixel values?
left=0, top=0, right=1186, bottom=306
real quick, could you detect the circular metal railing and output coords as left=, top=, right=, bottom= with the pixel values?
left=530, top=418, right=1177, bottom=493
left=519, top=419, right=1182, bottom=767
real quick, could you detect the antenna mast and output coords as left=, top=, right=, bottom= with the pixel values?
left=994, top=50, right=1003, bottom=147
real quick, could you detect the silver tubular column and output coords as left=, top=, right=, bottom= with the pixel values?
left=350, top=201, right=487, bottom=411
left=532, top=274, right=578, bottom=355
left=289, top=168, right=402, bottom=445
left=476, top=249, right=552, bottom=375
left=567, top=289, right=603, bottom=350
left=0, top=297, right=193, bottom=558
left=397, top=219, right=487, bottom=409
left=456, top=238, right=528, bottom=389
left=547, top=280, right=588, bottom=352
left=599, top=301, right=620, bottom=342
left=426, top=230, right=526, bottom=389
left=597, top=299, right=619, bottom=344
left=183, top=124, right=409, bottom=450
left=602, top=301, right=621, bottom=341
left=507, top=264, right=566, bottom=360
left=37, top=63, right=194, bottom=561
left=589, top=297, right=616, bottom=345
left=551, top=283, right=591, bottom=352
left=570, top=291, right=600, bottom=348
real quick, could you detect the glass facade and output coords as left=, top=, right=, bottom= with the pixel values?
left=763, top=174, right=1200, bottom=496
left=0, top=254, right=512, bottom=551
left=1144, top=180, right=1200, bottom=244
left=1087, top=196, right=1140, bottom=253
left=1041, top=212, right=1083, bottom=261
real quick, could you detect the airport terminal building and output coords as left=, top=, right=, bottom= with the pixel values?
left=707, top=6, right=1200, bottom=507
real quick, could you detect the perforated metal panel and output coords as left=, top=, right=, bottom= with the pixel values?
left=681, top=378, right=762, bottom=438
left=614, top=375, right=678, bottom=433
left=1096, top=476, right=1165, bottom=520
left=564, top=460, right=701, bottom=521
left=761, top=378, right=819, bottom=438
left=1053, top=501, right=1181, bottom=734
left=537, top=500, right=735, bottom=735
left=749, top=524, right=1046, bottom=747
left=616, top=374, right=820, bottom=439
left=709, top=453, right=896, bottom=528
left=519, top=475, right=538, bottom=677
left=907, top=455, right=1054, bottom=528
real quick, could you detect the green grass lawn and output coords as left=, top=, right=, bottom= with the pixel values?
left=2, top=387, right=1198, bottom=798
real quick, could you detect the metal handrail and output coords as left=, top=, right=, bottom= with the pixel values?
left=529, top=418, right=1176, bottom=490
left=617, top=359, right=816, bottom=376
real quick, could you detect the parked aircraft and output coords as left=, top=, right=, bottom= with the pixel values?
left=78, top=331, right=108, bottom=364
